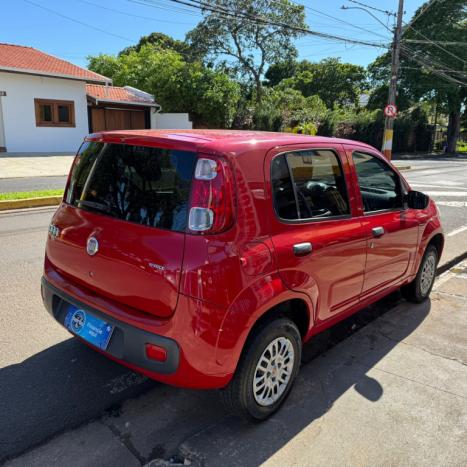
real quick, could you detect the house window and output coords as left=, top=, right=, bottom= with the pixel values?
left=34, top=99, right=75, bottom=127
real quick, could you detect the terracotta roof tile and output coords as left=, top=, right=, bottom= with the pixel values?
left=86, top=84, right=155, bottom=104
left=0, top=43, right=109, bottom=83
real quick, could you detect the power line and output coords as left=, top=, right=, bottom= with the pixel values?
left=75, top=0, right=196, bottom=25
left=401, top=43, right=467, bottom=78
left=23, top=0, right=137, bottom=43
left=347, top=0, right=396, bottom=17
left=403, top=23, right=467, bottom=66
left=404, top=40, right=467, bottom=46
left=291, top=1, right=391, bottom=41
left=129, top=0, right=202, bottom=18
left=340, top=4, right=393, bottom=33
left=400, top=44, right=467, bottom=87
left=403, top=0, right=440, bottom=32
left=400, top=66, right=467, bottom=76
left=155, top=0, right=389, bottom=49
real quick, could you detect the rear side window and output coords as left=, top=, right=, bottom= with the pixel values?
left=352, top=151, right=403, bottom=212
left=271, top=149, right=349, bottom=220
left=65, top=142, right=197, bottom=232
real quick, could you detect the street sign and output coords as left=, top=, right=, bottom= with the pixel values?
left=384, top=104, right=397, bottom=118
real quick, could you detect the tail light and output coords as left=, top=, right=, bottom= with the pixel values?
left=188, top=156, right=235, bottom=234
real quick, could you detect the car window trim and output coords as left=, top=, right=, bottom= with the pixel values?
left=351, top=150, right=407, bottom=215
left=271, top=147, right=352, bottom=224
left=65, top=142, right=196, bottom=233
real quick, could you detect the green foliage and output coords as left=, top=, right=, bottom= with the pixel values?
left=252, top=86, right=327, bottom=131
left=0, top=189, right=63, bottom=200
left=88, top=45, right=240, bottom=128
left=288, top=122, right=317, bottom=135
left=368, top=0, right=467, bottom=152
left=318, top=105, right=432, bottom=153
left=282, top=58, right=367, bottom=108
left=264, top=60, right=297, bottom=86
left=186, top=0, right=306, bottom=100
left=118, top=32, right=197, bottom=59
left=367, top=84, right=412, bottom=112
left=456, top=141, right=467, bottom=153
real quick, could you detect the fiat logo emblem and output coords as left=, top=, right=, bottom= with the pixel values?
left=86, top=236, right=99, bottom=256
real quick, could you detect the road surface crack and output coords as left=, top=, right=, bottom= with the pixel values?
left=104, top=421, right=147, bottom=466
left=375, top=329, right=467, bottom=368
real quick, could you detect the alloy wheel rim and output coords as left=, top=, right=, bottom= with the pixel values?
left=420, top=253, right=436, bottom=296
left=253, top=336, right=295, bottom=407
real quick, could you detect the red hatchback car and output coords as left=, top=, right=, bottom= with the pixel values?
left=42, top=130, right=443, bottom=420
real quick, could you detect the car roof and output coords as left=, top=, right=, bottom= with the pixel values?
left=86, top=129, right=377, bottom=154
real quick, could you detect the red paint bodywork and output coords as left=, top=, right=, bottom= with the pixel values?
left=44, top=130, right=443, bottom=389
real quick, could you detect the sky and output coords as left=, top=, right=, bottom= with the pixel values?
left=2, top=0, right=426, bottom=69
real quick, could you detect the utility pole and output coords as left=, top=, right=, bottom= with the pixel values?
left=381, top=0, right=404, bottom=160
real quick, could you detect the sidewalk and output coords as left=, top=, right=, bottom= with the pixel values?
left=6, top=262, right=467, bottom=467
left=0, top=153, right=74, bottom=178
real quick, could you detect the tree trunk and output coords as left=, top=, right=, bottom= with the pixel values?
left=446, top=109, right=461, bottom=154
left=254, top=76, right=263, bottom=104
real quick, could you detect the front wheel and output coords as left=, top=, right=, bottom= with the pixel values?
left=220, top=318, right=302, bottom=421
left=402, top=244, right=438, bottom=303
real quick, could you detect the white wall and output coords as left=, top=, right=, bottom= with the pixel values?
left=0, top=72, right=89, bottom=152
left=0, top=95, right=5, bottom=149
left=151, top=112, right=192, bottom=130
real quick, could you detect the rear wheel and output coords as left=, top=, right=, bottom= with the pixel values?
left=402, top=244, right=438, bottom=303
left=220, top=318, right=302, bottom=421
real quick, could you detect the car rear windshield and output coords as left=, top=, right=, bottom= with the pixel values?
left=65, top=142, right=197, bottom=232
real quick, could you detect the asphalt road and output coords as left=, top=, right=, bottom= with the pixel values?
left=1, top=159, right=466, bottom=462
left=0, top=176, right=67, bottom=193
left=402, top=159, right=467, bottom=236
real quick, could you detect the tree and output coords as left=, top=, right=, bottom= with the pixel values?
left=88, top=45, right=240, bottom=128
left=185, top=0, right=306, bottom=102
left=368, top=0, right=467, bottom=153
left=253, top=86, right=327, bottom=131
left=264, top=60, right=297, bottom=86
left=282, top=58, right=367, bottom=108
left=118, top=32, right=201, bottom=61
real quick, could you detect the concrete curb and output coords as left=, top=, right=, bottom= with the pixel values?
left=0, top=196, right=62, bottom=211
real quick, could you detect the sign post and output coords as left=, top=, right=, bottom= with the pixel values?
left=381, top=0, right=404, bottom=160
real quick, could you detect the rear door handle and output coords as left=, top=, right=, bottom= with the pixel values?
left=372, top=226, right=385, bottom=237
left=293, top=242, right=313, bottom=256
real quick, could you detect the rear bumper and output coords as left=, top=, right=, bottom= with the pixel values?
left=42, top=277, right=180, bottom=374
left=41, top=276, right=232, bottom=389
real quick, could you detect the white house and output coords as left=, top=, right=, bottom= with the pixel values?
left=0, top=43, right=191, bottom=153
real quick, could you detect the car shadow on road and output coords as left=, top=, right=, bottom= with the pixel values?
left=0, top=336, right=158, bottom=462
left=170, top=294, right=431, bottom=466
left=0, top=293, right=430, bottom=465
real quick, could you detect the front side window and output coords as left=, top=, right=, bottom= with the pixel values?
left=34, top=99, right=75, bottom=127
left=271, top=149, right=349, bottom=220
left=352, top=151, right=403, bottom=213
left=65, top=142, right=197, bottom=232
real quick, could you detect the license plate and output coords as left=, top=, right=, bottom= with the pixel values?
left=64, top=305, right=114, bottom=350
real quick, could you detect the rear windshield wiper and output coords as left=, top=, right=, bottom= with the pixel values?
left=76, top=200, right=113, bottom=214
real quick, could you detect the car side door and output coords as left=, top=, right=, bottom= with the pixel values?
left=266, top=144, right=367, bottom=324
left=346, top=147, right=419, bottom=295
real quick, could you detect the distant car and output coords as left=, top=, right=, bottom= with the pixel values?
left=42, top=130, right=443, bottom=420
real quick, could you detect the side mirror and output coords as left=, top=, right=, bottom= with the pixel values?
left=407, top=190, right=429, bottom=209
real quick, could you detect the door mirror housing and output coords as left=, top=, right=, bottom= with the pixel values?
left=407, top=190, right=429, bottom=209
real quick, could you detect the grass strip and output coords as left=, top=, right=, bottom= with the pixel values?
left=0, top=189, right=64, bottom=201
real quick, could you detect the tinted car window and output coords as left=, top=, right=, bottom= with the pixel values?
left=65, top=142, right=196, bottom=232
left=271, top=154, right=298, bottom=220
left=271, top=149, right=349, bottom=220
left=352, top=151, right=403, bottom=212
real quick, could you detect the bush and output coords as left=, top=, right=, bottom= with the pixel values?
left=457, top=141, right=467, bottom=153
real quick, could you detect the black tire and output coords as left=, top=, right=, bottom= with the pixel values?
left=401, top=244, right=438, bottom=303
left=220, top=318, right=302, bottom=422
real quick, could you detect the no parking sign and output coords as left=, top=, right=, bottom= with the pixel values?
left=384, top=104, right=398, bottom=118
